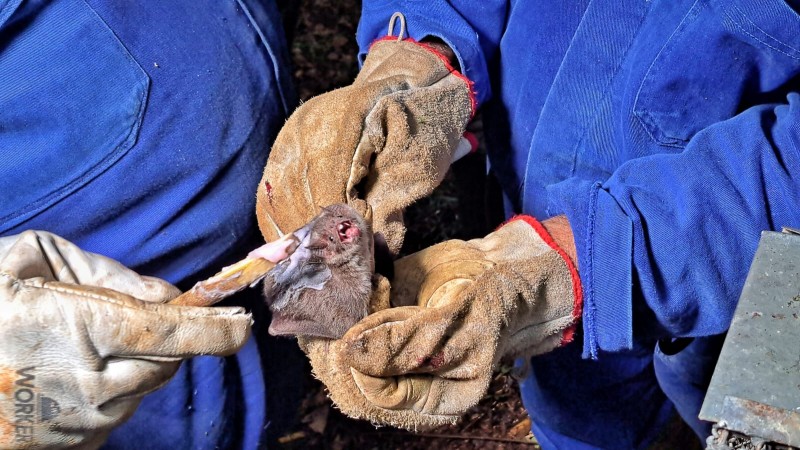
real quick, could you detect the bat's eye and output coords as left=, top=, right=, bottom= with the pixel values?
left=337, top=220, right=360, bottom=243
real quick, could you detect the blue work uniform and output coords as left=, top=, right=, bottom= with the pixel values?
left=359, top=0, right=800, bottom=448
left=0, top=0, right=300, bottom=448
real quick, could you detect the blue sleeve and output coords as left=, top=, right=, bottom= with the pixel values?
left=0, top=0, right=22, bottom=29
left=356, top=0, right=508, bottom=106
left=549, top=93, right=800, bottom=359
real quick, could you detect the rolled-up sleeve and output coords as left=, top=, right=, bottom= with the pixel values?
left=549, top=94, right=800, bottom=359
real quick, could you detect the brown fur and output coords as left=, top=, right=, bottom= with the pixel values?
left=262, top=204, right=373, bottom=339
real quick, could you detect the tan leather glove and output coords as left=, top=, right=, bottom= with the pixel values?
left=0, top=231, right=251, bottom=449
left=298, top=216, right=583, bottom=430
left=256, top=29, right=474, bottom=254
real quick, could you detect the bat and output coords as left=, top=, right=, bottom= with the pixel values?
left=261, top=204, right=378, bottom=340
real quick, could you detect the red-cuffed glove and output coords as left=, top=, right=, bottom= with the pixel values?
left=300, top=216, right=583, bottom=430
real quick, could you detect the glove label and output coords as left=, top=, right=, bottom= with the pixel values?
left=12, top=367, right=60, bottom=443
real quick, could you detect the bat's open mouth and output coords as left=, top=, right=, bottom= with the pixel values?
left=337, top=220, right=360, bottom=243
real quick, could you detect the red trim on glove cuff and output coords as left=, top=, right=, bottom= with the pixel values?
left=504, top=215, right=584, bottom=346
left=369, top=36, right=477, bottom=118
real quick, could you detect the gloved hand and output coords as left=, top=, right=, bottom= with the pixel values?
left=0, top=231, right=252, bottom=449
left=256, top=24, right=474, bottom=254
left=297, top=216, right=583, bottom=430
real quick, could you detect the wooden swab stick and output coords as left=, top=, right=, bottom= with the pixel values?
left=170, top=233, right=300, bottom=307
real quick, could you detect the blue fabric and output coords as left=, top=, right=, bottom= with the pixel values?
left=518, top=334, right=674, bottom=449
left=360, top=0, right=800, bottom=448
left=653, top=334, right=727, bottom=440
left=0, top=0, right=299, bottom=448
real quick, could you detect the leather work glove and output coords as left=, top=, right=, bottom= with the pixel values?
left=297, top=216, right=583, bottom=430
left=0, top=231, right=251, bottom=449
left=256, top=15, right=474, bottom=254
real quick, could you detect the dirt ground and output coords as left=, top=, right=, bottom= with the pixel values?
left=274, top=0, right=539, bottom=448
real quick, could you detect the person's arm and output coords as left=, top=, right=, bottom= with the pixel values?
left=357, top=0, right=509, bottom=107
left=547, top=94, right=800, bottom=358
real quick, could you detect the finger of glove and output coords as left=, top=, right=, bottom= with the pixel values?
left=97, top=358, right=180, bottom=408
left=0, top=230, right=89, bottom=282
left=350, top=368, right=487, bottom=416
left=414, top=260, right=491, bottom=309
left=391, top=251, right=489, bottom=308
left=343, top=306, right=422, bottom=341
left=62, top=288, right=252, bottom=358
left=368, top=273, right=392, bottom=313
left=52, top=359, right=179, bottom=433
left=342, top=295, right=476, bottom=377
left=256, top=86, right=372, bottom=243
left=0, top=230, right=179, bottom=303
left=350, top=368, right=433, bottom=412
left=45, top=239, right=180, bottom=303
left=363, top=80, right=471, bottom=253
left=341, top=306, right=426, bottom=376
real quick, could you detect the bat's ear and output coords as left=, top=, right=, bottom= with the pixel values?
left=373, top=232, right=394, bottom=281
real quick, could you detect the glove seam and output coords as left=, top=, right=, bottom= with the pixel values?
left=369, top=37, right=476, bottom=117
left=6, top=278, right=234, bottom=318
left=503, top=215, right=584, bottom=346
left=35, top=282, right=137, bottom=306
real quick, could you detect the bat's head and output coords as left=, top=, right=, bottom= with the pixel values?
left=304, top=203, right=373, bottom=266
left=261, top=204, right=375, bottom=340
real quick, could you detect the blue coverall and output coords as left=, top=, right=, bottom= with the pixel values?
left=357, top=0, right=800, bottom=448
left=0, top=0, right=301, bottom=448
